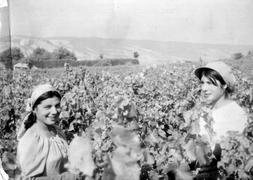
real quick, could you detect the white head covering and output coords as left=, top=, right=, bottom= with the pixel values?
left=18, top=84, right=60, bottom=139
left=26, top=84, right=60, bottom=112
left=194, top=61, right=236, bottom=89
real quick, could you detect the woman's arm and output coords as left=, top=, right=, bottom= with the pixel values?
left=17, top=128, right=50, bottom=177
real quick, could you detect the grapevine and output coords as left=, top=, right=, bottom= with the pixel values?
left=0, top=62, right=252, bottom=179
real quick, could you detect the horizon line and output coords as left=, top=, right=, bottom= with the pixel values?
left=9, top=34, right=253, bottom=47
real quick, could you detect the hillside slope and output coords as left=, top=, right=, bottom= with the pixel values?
left=1, top=36, right=253, bottom=65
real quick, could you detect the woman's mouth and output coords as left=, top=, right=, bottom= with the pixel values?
left=202, top=93, right=211, bottom=99
left=48, top=116, right=57, bottom=120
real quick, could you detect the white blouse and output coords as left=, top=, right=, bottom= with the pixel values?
left=17, top=123, right=68, bottom=178
left=199, top=101, right=248, bottom=148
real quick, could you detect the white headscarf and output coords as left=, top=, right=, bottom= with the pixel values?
left=17, top=84, right=60, bottom=139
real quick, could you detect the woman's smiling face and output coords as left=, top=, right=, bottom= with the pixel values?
left=34, top=96, right=61, bottom=126
left=200, top=75, right=225, bottom=106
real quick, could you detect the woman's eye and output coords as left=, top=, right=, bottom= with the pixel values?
left=44, top=106, right=51, bottom=109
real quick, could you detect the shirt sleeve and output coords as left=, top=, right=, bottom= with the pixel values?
left=17, top=128, right=50, bottom=178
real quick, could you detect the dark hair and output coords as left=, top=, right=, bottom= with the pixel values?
left=200, top=69, right=233, bottom=96
left=24, top=91, right=61, bottom=130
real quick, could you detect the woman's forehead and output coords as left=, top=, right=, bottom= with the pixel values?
left=39, top=96, right=60, bottom=105
left=201, top=75, right=222, bottom=86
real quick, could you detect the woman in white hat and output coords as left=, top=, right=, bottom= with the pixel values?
left=195, top=61, right=247, bottom=138
left=17, top=84, right=80, bottom=179
left=190, top=61, right=248, bottom=179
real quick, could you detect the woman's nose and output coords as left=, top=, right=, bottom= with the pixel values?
left=51, top=106, right=58, bottom=114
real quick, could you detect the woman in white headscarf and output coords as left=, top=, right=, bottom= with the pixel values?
left=17, top=84, right=80, bottom=180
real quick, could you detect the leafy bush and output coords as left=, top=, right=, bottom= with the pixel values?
left=0, top=62, right=252, bottom=179
left=232, top=52, right=244, bottom=60
left=0, top=47, right=24, bottom=70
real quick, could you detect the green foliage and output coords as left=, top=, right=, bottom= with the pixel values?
left=0, top=47, right=24, bottom=69
left=133, top=51, right=139, bottom=59
left=10, top=47, right=25, bottom=62
left=28, top=47, right=52, bottom=61
left=232, top=52, right=244, bottom=60
left=26, top=47, right=78, bottom=68
left=99, top=54, right=104, bottom=60
left=33, top=47, right=47, bottom=56
left=0, top=62, right=252, bottom=179
left=31, top=59, right=139, bottom=68
left=26, top=59, right=33, bottom=69
left=52, top=47, right=77, bottom=61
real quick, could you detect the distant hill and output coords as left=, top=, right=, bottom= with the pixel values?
left=1, top=36, right=253, bottom=65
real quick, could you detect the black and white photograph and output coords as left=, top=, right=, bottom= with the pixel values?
left=1, top=0, right=253, bottom=179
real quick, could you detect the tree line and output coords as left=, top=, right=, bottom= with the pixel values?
left=0, top=47, right=77, bottom=69
left=0, top=47, right=139, bottom=69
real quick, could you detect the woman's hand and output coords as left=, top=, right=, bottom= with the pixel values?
left=184, top=136, right=213, bottom=166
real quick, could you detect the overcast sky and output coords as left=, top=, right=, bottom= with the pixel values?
left=3, top=0, right=253, bottom=45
